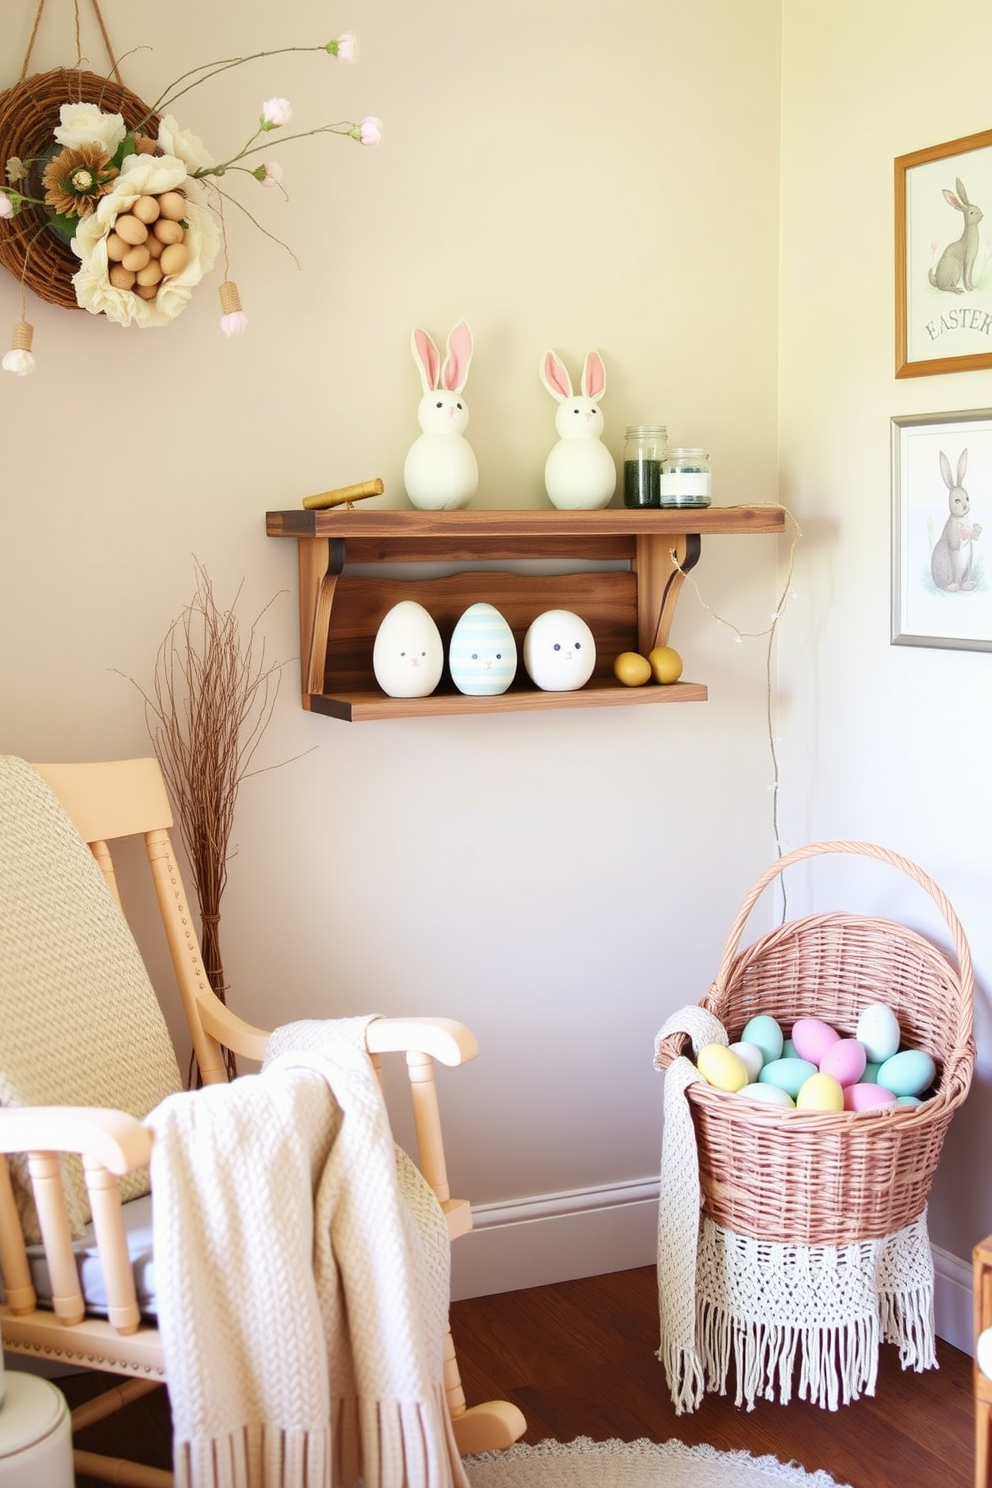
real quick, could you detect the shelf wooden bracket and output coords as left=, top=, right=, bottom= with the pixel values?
left=635, top=531, right=702, bottom=654
left=298, top=536, right=345, bottom=701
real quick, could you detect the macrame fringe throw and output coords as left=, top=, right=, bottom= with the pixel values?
left=658, top=1210, right=936, bottom=1415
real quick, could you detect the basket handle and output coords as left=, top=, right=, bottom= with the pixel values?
left=714, top=839, right=974, bottom=1004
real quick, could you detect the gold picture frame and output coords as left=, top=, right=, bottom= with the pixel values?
left=895, top=128, right=992, bottom=378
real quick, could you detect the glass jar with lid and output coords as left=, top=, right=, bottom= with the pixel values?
left=622, top=425, right=668, bottom=509
left=660, top=447, right=711, bottom=508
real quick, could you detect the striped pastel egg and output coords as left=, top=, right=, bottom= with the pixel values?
left=449, top=603, right=517, bottom=696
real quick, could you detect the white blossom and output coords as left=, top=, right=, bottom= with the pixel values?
left=54, top=103, right=126, bottom=155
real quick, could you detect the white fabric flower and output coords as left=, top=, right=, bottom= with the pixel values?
left=261, top=98, right=292, bottom=127
left=2, top=349, right=34, bottom=376
left=54, top=103, right=127, bottom=156
left=156, top=114, right=215, bottom=174
left=71, top=154, right=220, bottom=328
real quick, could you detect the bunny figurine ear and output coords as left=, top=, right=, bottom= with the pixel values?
left=540, top=349, right=573, bottom=403
left=411, top=328, right=441, bottom=393
left=582, top=351, right=606, bottom=401
left=441, top=320, right=473, bottom=393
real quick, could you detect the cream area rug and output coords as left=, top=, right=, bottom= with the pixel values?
left=463, top=1438, right=854, bottom=1488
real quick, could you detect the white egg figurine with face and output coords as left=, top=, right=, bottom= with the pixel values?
left=448, top=603, right=517, bottom=696
left=523, top=609, right=596, bottom=692
left=373, top=600, right=444, bottom=698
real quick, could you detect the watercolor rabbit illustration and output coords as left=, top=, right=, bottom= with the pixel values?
left=539, top=349, right=617, bottom=510
left=403, top=319, right=479, bottom=510
left=931, top=448, right=982, bottom=592
left=929, top=178, right=983, bottom=294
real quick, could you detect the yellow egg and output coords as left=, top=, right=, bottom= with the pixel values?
left=795, top=1072, right=845, bottom=1111
left=696, top=1043, right=749, bottom=1093
left=108, top=264, right=136, bottom=290
left=613, top=651, right=652, bottom=687
left=648, top=645, right=683, bottom=684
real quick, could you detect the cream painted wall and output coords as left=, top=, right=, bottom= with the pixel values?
left=0, top=2, right=785, bottom=1280
left=779, top=0, right=992, bottom=1262
left=2, top=0, right=985, bottom=1302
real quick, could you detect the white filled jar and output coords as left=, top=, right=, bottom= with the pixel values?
left=660, top=447, right=711, bottom=508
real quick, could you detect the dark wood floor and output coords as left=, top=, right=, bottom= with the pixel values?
left=59, top=1264, right=975, bottom=1488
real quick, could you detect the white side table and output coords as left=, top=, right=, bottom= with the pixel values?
left=0, top=1370, right=74, bottom=1486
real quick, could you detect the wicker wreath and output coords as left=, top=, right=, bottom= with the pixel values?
left=0, top=67, right=158, bottom=311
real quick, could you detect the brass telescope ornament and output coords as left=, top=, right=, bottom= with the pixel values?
left=302, top=478, right=385, bottom=511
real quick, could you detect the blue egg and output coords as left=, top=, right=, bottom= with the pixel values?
left=758, top=1057, right=818, bottom=1098
left=740, top=1014, right=783, bottom=1067
left=876, top=1048, right=936, bottom=1098
left=448, top=603, right=517, bottom=696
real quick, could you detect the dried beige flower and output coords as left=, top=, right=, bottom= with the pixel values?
left=42, top=142, right=118, bottom=217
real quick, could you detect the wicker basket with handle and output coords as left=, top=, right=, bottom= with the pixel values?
left=655, top=840, right=975, bottom=1248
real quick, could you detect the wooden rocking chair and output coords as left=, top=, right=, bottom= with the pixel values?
left=0, top=755, right=525, bottom=1486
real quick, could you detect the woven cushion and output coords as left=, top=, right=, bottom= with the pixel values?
left=0, top=756, right=182, bottom=1242
left=1, top=1193, right=159, bottom=1320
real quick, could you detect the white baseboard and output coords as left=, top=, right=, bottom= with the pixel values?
left=932, top=1241, right=974, bottom=1355
left=452, top=1179, right=975, bottom=1357
left=450, top=1179, right=659, bottom=1301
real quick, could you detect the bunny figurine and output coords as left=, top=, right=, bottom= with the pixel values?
left=403, top=320, right=479, bottom=510
left=539, top=349, right=617, bottom=510
left=931, top=447, right=982, bottom=592
left=928, top=178, right=984, bottom=294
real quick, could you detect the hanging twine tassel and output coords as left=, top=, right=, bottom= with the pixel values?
left=2, top=320, right=36, bottom=376
left=218, top=280, right=248, bottom=337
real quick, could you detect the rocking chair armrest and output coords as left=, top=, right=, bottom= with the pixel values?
left=366, top=1016, right=479, bottom=1067
left=195, top=988, right=271, bottom=1062
left=0, top=1106, right=152, bottom=1175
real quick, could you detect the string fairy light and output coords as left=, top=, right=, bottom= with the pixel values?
left=669, top=504, right=803, bottom=915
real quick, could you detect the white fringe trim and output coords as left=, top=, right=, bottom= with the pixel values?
left=658, top=1211, right=937, bottom=1415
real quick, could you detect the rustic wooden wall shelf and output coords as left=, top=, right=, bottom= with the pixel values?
left=264, top=506, right=786, bottom=721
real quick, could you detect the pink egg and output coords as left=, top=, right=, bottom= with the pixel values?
left=819, top=1038, right=867, bottom=1088
left=791, top=1017, right=841, bottom=1066
left=843, top=1082, right=899, bottom=1112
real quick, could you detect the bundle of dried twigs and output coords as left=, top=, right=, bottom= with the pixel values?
left=128, top=561, right=285, bottom=1082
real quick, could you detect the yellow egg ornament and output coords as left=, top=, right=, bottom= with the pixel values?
left=696, top=1043, right=749, bottom=1093
left=613, top=651, right=652, bottom=686
left=648, top=645, right=683, bottom=684
left=796, top=1072, right=845, bottom=1111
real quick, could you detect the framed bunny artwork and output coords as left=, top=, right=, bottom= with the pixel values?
left=891, top=408, right=992, bottom=650
left=895, top=129, right=992, bottom=377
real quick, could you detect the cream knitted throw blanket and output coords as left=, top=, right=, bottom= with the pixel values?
left=654, top=1006, right=936, bottom=1416
left=146, top=1016, right=468, bottom=1488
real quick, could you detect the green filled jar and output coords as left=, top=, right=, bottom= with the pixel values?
left=623, top=425, right=668, bottom=509
left=660, top=447, right=711, bottom=508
